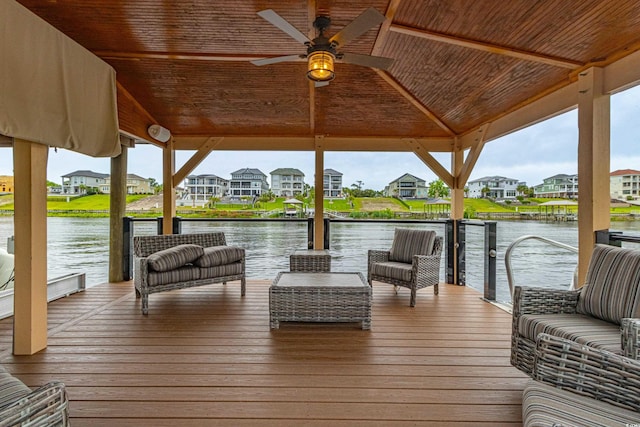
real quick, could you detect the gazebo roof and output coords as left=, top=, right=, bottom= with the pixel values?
left=14, top=0, right=640, bottom=153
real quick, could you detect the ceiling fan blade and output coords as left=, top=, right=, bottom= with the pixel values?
left=314, top=81, right=330, bottom=88
left=339, top=52, right=394, bottom=70
left=329, top=7, right=386, bottom=48
left=251, top=55, right=302, bottom=66
left=257, top=9, right=310, bottom=45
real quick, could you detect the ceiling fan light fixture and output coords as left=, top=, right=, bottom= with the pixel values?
left=307, top=51, right=335, bottom=82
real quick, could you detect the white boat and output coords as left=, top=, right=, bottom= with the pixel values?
left=0, top=244, right=85, bottom=319
left=0, top=247, right=13, bottom=290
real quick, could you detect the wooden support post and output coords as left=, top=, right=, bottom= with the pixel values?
left=162, top=138, right=176, bottom=235
left=577, top=67, right=610, bottom=285
left=450, top=149, right=464, bottom=220
left=314, top=137, right=324, bottom=250
left=13, top=140, right=48, bottom=355
left=109, top=145, right=127, bottom=282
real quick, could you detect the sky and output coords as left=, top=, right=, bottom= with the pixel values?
left=1, top=86, right=639, bottom=191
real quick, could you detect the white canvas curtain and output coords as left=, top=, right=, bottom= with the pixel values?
left=0, top=1, right=120, bottom=157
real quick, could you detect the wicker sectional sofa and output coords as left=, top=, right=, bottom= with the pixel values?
left=0, top=365, right=68, bottom=426
left=133, top=233, right=246, bottom=314
left=523, top=333, right=640, bottom=426
left=511, top=244, right=640, bottom=376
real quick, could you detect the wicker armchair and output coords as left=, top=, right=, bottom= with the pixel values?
left=368, top=228, right=442, bottom=307
left=522, top=333, right=640, bottom=426
left=511, top=244, right=640, bottom=376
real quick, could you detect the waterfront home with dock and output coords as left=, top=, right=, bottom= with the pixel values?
left=2, top=1, right=640, bottom=424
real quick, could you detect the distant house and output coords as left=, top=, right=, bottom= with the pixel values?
left=229, top=168, right=269, bottom=197
left=101, top=174, right=153, bottom=194
left=61, top=170, right=109, bottom=194
left=183, top=174, right=229, bottom=202
left=385, top=173, right=428, bottom=198
left=533, top=174, right=578, bottom=198
left=0, top=176, right=13, bottom=193
left=323, top=169, right=343, bottom=198
left=467, top=176, right=523, bottom=199
left=270, top=168, right=305, bottom=197
left=610, top=169, right=640, bottom=201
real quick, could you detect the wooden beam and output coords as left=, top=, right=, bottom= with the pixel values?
left=13, top=140, right=48, bottom=355
left=108, top=146, right=127, bottom=282
left=174, top=137, right=223, bottom=186
left=577, top=67, right=610, bottom=286
left=162, top=138, right=176, bottom=235
left=371, top=0, right=402, bottom=56
left=389, top=24, right=582, bottom=69
left=408, top=140, right=454, bottom=188
left=374, top=69, right=456, bottom=136
left=172, top=136, right=455, bottom=152
left=458, top=124, right=489, bottom=187
left=314, top=136, right=324, bottom=250
left=0, top=134, right=12, bottom=147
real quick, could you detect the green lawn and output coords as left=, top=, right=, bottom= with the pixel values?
left=1, top=194, right=149, bottom=211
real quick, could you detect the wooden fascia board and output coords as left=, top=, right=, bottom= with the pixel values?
left=602, top=48, right=640, bottom=94
left=389, top=24, right=581, bottom=69
left=172, top=136, right=454, bottom=152
left=374, top=69, right=456, bottom=136
left=173, top=137, right=223, bottom=185
left=95, top=51, right=273, bottom=63
left=116, top=82, right=164, bottom=147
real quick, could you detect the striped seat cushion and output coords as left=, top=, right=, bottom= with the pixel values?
left=518, top=313, right=622, bottom=354
left=147, top=244, right=205, bottom=272
left=389, top=229, right=436, bottom=264
left=522, top=380, right=639, bottom=426
left=199, top=263, right=244, bottom=279
left=577, top=244, right=640, bottom=324
left=147, top=265, right=201, bottom=287
left=370, top=262, right=412, bottom=283
left=0, top=370, right=30, bottom=409
left=194, top=246, right=244, bottom=268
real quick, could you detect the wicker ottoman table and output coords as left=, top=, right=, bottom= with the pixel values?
left=269, top=272, right=371, bottom=330
left=289, top=249, right=331, bottom=272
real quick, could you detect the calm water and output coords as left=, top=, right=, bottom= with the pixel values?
left=0, top=217, right=638, bottom=303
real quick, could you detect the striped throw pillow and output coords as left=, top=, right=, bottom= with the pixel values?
left=194, top=246, right=244, bottom=268
left=577, top=244, right=640, bottom=324
left=147, top=244, right=204, bottom=272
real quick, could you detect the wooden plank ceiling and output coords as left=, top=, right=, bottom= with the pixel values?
left=15, top=0, right=640, bottom=150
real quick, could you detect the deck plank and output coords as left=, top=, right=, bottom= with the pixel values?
left=0, top=280, right=528, bottom=425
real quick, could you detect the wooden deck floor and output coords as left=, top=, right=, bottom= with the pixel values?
left=0, top=280, right=528, bottom=426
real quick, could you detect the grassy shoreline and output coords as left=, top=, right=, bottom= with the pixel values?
left=0, top=194, right=638, bottom=221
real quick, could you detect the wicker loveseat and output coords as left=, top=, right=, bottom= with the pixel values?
left=133, top=232, right=246, bottom=314
left=512, top=244, right=640, bottom=376
left=523, top=333, right=640, bottom=426
left=368, top=228, right=442, bottom=307
left=0, top=365, right=68, bottom=426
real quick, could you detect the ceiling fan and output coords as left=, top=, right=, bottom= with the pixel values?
left=251, top=7, right=394, bottom=87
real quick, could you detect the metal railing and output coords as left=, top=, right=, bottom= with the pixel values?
left=504, top=235, right=578, bottom=298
